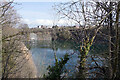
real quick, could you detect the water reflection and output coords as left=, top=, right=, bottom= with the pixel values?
left=25, top=40, right=108, bottom=78
left=28, top=40, right=78, bottom=77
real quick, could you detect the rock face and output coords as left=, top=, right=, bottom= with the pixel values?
left=2, top=26, right=37, bottom=78
left=11, top=42, right=37, bottom=78
left=37, top=33, right=52, bottom=40
left=3, top=41, right=38, bottom=78
left=29, top=32, right=52, bottom=41
left=30, top=33, right=37, bottom=41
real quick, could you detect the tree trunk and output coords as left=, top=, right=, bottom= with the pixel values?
left=114, top=1, right=120, bottom=78
left=108, top=2, right=114, bottom=78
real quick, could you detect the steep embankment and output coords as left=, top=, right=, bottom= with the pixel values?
left=2, top=27, right=37, bottom=78
left=11, top=42, right=37, bottom=78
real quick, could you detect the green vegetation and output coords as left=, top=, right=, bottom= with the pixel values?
left=44, top=54, right=70, bottom=79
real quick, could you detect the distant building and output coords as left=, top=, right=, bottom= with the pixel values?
left=75, top=25, right=79, bottom=28
left=52, top=25, right=58, bottom=28
left=37, top=25, right=47, bottom=29
left=37, top=25, right=41, bottom=28
left=73, top=25, right=79, bottom=28
left=47, top=25, right=52, bottom=28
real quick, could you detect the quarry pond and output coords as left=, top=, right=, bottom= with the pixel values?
left=25, top=40, right=108, bottom=78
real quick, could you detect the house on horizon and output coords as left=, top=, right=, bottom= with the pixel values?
left=37, top=25, right=47, bottom=29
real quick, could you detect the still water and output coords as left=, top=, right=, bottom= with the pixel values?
left=27, top=40, right=108, bottom=78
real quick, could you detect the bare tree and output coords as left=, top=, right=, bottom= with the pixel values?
left=54, top=0, right=120, bottom=78
left=1, top=0, right=37, bottom=78
left=95, top=1, right=120, bottom=78
left=0, top=1, right=21, bottom=28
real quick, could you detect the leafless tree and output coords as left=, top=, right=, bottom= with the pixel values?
left=1, top=0, right=37, bottom=79
left=0, top=1, right=21, bottom=28
left=54, top=0, right=120, bottom=78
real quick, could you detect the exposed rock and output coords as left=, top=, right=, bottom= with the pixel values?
left=9, top=42, right=37, bottom=78
left=2, top=27, right=37, bottom=78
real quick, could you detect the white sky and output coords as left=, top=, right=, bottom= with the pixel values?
left=13, top=0, right=77, bottom=2
left=13, top=1, right=78, bottom=28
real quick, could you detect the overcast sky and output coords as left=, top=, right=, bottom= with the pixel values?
left=14, top=0, right=74, bottom=2
left=13, top=0, right=76, bottom=28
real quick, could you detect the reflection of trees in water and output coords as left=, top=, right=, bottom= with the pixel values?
left=26, top=39, right=110, bottom=78
left=51, top=41, right=58, bottom=64
left=50, top=40, right=109, bottom=78
left=74, top=54, right=109, bottom=78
